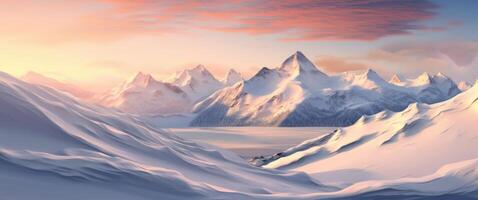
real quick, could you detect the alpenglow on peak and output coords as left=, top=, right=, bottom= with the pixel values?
left=279, top=51, right=327, bottom=76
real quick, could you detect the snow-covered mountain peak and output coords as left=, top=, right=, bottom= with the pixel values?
left=388, top=72, right=459, bottom=98
left=165, top=65, right=224, bottom=102
left=436, top=72, right=446, bottom=77
left=128, top=72, right=156, bottom=87
left=223, top=69, right=243, bottom=86
left=279, top=51, right=327, bottom=77
left=171, top=65, right=220, bottom=87
left=192, top=64, right=214, bottom=76
left=342, top=69, right=388, bottom=89
left=193, top=64, right=206, bottom=71
left=389, top=74, right=402, bottom=85
left=404, top=72, right=460, bottom=104
left=433, top=72, right=455, bottom=82
left=225, top=68, right=241, bottom=79
left=249, top=67, right=276, bottom=81
left=362, top=69, right=383, bottom=81
left=190, top=64, right=214, bottom=77
left=413, top=72, right=433, bottom=85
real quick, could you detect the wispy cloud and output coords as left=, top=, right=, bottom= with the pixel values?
left=0, top=0, right=441, bottom=43
left=106, top=0, right=441, bottom=41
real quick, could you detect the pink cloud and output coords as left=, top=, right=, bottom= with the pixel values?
left=0, top=0, right=440, bottom=43
left=102, top=0, right=439, bottom=41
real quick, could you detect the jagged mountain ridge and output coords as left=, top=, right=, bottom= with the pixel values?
left=166, top=65, right=224, bottom=100
left=222, top=69, right=244, bottom=86
left=191, top=51, right=461, bottom=127
left=98, top=65, right=243, bottom=115
left=20, top=52, right=462, bottom=127
left=96, top=72, right=192, bottom=114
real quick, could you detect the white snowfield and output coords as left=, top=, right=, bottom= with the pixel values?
left=168, top=127, right=335, bottom=158
left=191, top=51, right=461, bottom=127
left=1, top=71, right=478, bottom=199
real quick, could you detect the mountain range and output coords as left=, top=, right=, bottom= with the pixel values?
left=192, top=51, right=462, bottom=127
left=96, top=66, right=242, bottom=115
left=21, top=52, right=468, bottom=127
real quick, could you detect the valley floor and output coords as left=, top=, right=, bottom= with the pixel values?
left=168, top=127, right=336, bottom=158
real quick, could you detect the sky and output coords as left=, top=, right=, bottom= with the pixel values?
left=1, top=0, right=477, bottom=92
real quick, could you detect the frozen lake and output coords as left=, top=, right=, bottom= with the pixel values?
left=167, top=127, right=336, bottom=158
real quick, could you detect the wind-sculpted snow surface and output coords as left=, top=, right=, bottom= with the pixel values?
left=0, top=72, right=332, bottom=199
left=2, top=71, right=478, bottom=199
left=191, top=51, right=461, bottom=127
left=315, top=158, right=478, bottom=200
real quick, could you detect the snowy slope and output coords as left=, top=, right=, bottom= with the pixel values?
left=0, top=71, right=336, bottom=199
left=255, top=80, right=478, bottom=184
left=191, top=51, right=461, bottom=127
